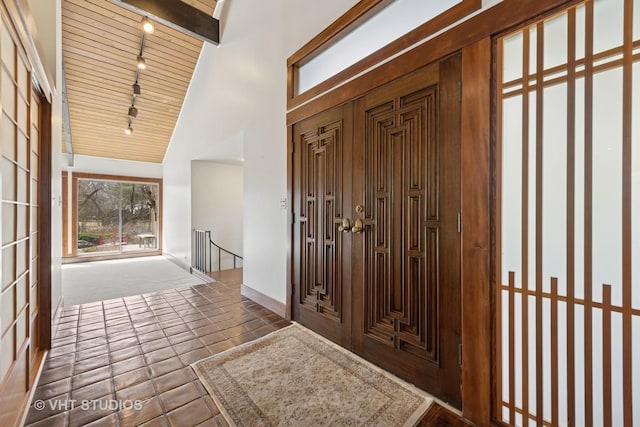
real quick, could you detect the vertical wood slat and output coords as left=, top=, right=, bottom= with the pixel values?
left=494, top=35, right=505, bottom=425
left=583, top=1, right=594, bottom=424
left=26, top=72, right=33, bottom=372
left=602, top=284, right=612, bottom=427
left=509, top=271, right=516, bottom=424
left=535, top=21, right=544, bottom=427
left=61, top=172, right=69, bottom=256
left=71, top=174, right=79, bottom=257
left=521, top=26, right=531, bottom=426
left=566, top=7, right=577, bottom=427
left=621, top=0, right=633, bottom=425
left=551, top=277, right=559, bottom=426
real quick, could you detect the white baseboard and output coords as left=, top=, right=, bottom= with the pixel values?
left=241, top=284, right=286, bottom=318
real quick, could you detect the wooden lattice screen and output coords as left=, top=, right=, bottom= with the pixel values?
left=495, top=0, right=639, bottom=425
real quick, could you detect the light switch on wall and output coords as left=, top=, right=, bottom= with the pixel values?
left=279, top=198, right=287, bottom=209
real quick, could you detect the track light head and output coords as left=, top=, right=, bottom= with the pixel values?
left=137, top=55, right=146, bottom=69
left=128, top=106, right=138, bottom=118
left=141, top=16, right=154, bottom=34
left=124, top=124, right=133, bottom=135
left=132, top=83, right=141, bottom=95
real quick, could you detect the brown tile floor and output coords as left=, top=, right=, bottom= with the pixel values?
left=26, top=269, right=289, bottom=427
left=418, top=403, right=474, bottom=427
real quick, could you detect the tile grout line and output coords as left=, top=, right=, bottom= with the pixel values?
left=103, top=299, right=122, bottom=427
left=28, top=276, right=284, bottom=427
left=144, top=291, right=178, bottom=421
left=156, top=289, right=219, bottom=421
left=66, top=305, right=82, bottom=427
left=125, top=292, right=171, bottom=424
left=139, top=287, right=219, bottom=423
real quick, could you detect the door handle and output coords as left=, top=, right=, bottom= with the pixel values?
left=338, top=218, right=352, bottom=232
left=351, top=218, right=364, bottom=234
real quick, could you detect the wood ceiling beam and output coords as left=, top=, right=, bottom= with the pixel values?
left=113, top=0, right=219, bottom=45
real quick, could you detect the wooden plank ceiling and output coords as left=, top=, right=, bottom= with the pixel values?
left=62, top=0, right=216, bottom=164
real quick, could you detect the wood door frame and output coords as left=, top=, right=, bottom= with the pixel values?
left=286, top=0, right=481, bottom=108
left=38, top=94, right=52, bottom=352
left=460, top=39, right=491, bottom=423
left=286, top=0, right=579, bottom=424
left=286, top=0, right=578, bottom=127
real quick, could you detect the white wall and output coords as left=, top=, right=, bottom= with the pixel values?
left=163, top=0, right=507, bottom=305
left=191, top=161, right=243, bottom=269
left=50, top=0, right=63, bottom=318
left=61, top=154, right=163, bottom=178
left=25, top=0, right=57, bottom=84
left=163, top=0, right=360, bottom=300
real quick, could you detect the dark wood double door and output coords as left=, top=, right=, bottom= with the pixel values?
left=292, top=55, right=462, bottom=407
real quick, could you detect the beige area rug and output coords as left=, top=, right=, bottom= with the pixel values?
left=192, top=323, right=433, bottom=426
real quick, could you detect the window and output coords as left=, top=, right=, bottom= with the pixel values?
left=65, top=174, right=162, bottom=257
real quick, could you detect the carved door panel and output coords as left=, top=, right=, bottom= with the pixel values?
left=292, top=104, right=353, bottom=348
left=352, top=55, right=462, bottom=407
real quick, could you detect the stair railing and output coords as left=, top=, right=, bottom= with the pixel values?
left=192, top=229, right=243, bottom=273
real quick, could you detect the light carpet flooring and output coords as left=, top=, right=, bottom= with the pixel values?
left=62, top=256, right=206, bottom=306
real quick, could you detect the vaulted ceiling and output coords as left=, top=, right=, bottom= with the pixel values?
left=62, top=0, right=217, bottom=164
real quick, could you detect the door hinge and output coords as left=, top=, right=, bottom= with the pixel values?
left=458, top=343, right=462, bottom=366
left=458, top=80, right=462, bottom=103
left=457, top=212, right=461, bottom=233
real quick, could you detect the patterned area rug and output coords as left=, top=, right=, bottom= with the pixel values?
left=192, top=323, right=433, bottom=426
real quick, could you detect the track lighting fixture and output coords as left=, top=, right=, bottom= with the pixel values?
left=137, top=55, right=146, bottom=69
left=125, top=17, right=151, bottom=136
left=141, top=16, right=154, bottom=34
